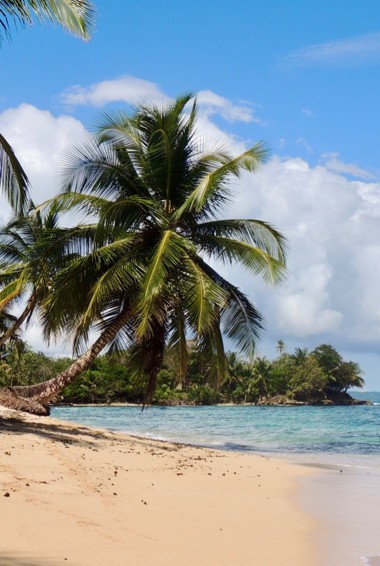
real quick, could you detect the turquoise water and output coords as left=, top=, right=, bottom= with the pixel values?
left=52, top=392, right=380, bottom=466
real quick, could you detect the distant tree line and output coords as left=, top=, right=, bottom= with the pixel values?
left=0, top=340, right=365, bottom=406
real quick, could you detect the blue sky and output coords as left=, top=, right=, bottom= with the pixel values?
left=1, top=0, right=380, bottom=389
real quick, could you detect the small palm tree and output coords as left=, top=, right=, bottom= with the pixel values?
left=0, top=204, right=76, bottom=347
left=291, top=347, right=308, bottom=366
left=276, top=339, right=285, bottom=355
left=253, top=357, right=271, bottom=400
left=222, top=351, right=247, bottom=396
left=3, top=95, right=287, bottom=412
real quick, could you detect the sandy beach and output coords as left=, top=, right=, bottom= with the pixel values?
left=0, top=407, right=316, bottom=566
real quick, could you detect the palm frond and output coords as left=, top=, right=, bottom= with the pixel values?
left=193, top=257, right=264, bottom=358
left=173, top=142, right=269, bottom=219
left=182, top=257, right=228, bottom=335
left=198, top=236, right=286, bottom=284
left=0, top=276, right=27, bottom=310
left=60, top=137, right=149, bottom=201
left=196, top=219, right=287, bottom=263
left=136, top=231, right=194, bottom=338
left=0, top=0, right=95, bottom=40
left=0, top=133, right=32, bottom=215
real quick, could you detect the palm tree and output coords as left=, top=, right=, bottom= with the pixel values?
left=253, top=357, right=271, bottom=400
left=0, top=308, right=22, bottom=358
left=2, top=94, right=287, bottom=412
left=291, top=347, right=308, bottom=366
left=276, top=339, right=285, bottom=355
left=0, top=204, right=76, bottom=348
left=222, top=351, right=246, bottom=397
left=0, top=0, right=95, bottom=216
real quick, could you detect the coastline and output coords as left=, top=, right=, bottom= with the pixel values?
left=0, top=407, right=316, bottom=566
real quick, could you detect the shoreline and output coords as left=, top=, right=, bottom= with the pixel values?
left=0, top=407, right=317, bottom=566
left=55, top=393, right=371, bottom=408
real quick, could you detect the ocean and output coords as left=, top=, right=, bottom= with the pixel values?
left=52, top=391, right=380, bottom=467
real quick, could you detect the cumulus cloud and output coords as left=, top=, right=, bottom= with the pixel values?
left=226, top=155, right=380, bottom=352
left=283, top=31, right=380, bottom=67
left=196, top=90, right=260, bottom=123
left=276, top=263, right=344, bottom=337
left=0, top=103, right=88, bottom=204
left=61, top=75, right=261, bottom=125
left=61, top=75, right=166, bottom=108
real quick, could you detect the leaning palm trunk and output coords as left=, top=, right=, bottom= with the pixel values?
left=0, top=293, right=37, bottom=348
left=0, top=309, right=130, bottom=414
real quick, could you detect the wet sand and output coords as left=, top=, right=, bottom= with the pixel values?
left=0, top=407, right=316, bottom=566
left=301, top=461, right=380, bottom=566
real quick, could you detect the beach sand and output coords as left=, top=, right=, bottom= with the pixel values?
left=0, top=407, right=316, bottom=566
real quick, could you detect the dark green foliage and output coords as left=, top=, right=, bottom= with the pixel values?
left=187, top=384, right=221, bottom=405
left=288, top=356, right=328, bottom=402
left=0, top=339, right=365, bottom=405
left=312, top=344, right=365, bottom=393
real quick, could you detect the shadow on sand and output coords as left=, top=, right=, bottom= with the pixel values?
left=0, top=411, right=112, bottom=449
left=0, top=554, right=75, bottom=565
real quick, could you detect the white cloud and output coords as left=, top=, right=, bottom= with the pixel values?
left=24, top=323, right=73, bottom=358
left=321, top=152, right=375, bottom=180
left=61, top=75, right=261, bottom=125
left=226, top=155, right=380, bottom=350
left=61, top=75, right=166, bottom=108
left=196, top=90, right=260, bottom=123
left=275, top=264, right=344, bottom=337
left=284, top=31, right=380, bottom=67
left=0, top=103, right=88, bottom=204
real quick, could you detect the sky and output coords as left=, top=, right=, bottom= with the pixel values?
left=1, top=0, right=380, bottom=389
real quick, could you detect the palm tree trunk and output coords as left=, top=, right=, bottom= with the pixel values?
left=0, top=293, right=37, bottom=348
left=3, top=309, right=130, bottom=409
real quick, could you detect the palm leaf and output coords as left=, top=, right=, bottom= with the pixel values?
left=173, top=142, right=269, bottom=219
left=193, top=257, right=264, bottom=358
left=137, top=231, right=193, bottom=338
left=196, top=219, right=287, bottom=263
left=0, top=133, right=32, bottom=215
left=0, top=276, right=26, bottom=310
left=199, top=236, right=286, bottom=284
left=0, top=0, right=95, bottom=40
left=182, top=257, right=228, bottom=335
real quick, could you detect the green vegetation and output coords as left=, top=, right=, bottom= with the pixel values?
left=0, top=341, right=365, bottom=406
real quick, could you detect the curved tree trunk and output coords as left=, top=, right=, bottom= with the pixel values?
left=0, top=293, right=37, bottom=348
left=0, top=309, right=130, bottom=414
